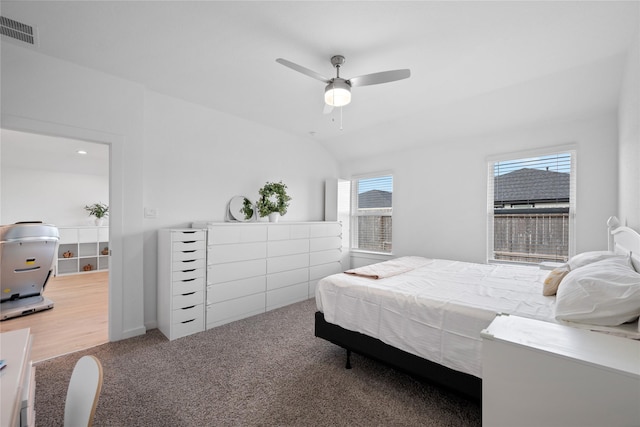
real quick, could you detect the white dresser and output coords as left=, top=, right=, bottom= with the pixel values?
left=482, top=314, right=640, bottom=427
left=191, top=221, right=342, bottom=329
left=157, top=229, right=207, bottom=340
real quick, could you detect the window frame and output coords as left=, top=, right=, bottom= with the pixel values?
left=350, top=172, right=394, bottom=255
left=486, top=146, right=577, bottom=264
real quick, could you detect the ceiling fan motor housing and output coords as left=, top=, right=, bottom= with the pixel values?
left=325, top=78, right=351, bottom=107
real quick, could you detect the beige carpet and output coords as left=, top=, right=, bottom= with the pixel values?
left=34, top=299, right=481, bottom=426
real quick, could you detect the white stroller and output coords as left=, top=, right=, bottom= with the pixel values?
left=0, top=222, right=59, bottom=320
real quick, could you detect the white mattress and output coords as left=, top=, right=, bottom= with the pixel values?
left=316, top=257, right=556, bottom=378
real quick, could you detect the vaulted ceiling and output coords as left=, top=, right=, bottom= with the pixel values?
left=1, top=1, right=638, bottom=161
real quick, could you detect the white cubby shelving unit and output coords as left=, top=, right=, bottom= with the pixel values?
left=56, top=226, right=109, bottom=276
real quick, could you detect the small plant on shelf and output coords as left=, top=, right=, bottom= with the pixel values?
left=84, top=202, right=109, bottom=219
left=84, top=202, right=109, bottom=225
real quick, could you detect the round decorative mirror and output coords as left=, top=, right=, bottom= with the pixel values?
left=226, top=195, right=255, bottom=222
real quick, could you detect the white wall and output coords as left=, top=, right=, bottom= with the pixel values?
left=341, top=113, right=619, bottom=264
left=1, top=167, right=108, bottom=226
left=618, top=36, right=640, bottom=230
left=142, top=91, right=338, bottom=327
left=0, top=129, right=110, bottom=226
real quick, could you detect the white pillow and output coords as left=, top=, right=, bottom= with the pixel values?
left=555, top=257, right=640, bottom=326
left=567, top=251, right=627, bottom=271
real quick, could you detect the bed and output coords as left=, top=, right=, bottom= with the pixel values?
left=314, top=217, right=640, bottom=401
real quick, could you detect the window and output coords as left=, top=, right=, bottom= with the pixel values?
left=351, top=174, right=393, bottom=253
left=487, top=151, right=575, bottom=263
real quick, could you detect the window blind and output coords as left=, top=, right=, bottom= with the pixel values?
left=351, top=174, right=393, bottom=253
left=487, top=151, right=575, bottom=263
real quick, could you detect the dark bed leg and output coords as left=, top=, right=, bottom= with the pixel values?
left=345, top=349, right=352, bottom=369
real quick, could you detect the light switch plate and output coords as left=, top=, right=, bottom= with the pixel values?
left=144, top=207, right=158, bottom=219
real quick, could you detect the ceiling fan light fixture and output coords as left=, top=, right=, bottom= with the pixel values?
left=324, top=79, right=351, bottom=107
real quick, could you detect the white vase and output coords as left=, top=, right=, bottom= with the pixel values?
left=95, top=218, right=104, bottom=226
left=268, top=212, right=280, bottom=223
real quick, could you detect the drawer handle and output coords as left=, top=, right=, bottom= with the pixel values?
left=181, top=259, right=196, bottom=263
left=182, top=250, right=196, bottom=253
left=181, top=231, right=197, bottom=234
left=182, top=241, right=196, bottom=244
left=181, top=292, right=196, bottom=296
left=181, top=305, right=196, bottom=310
left=181, top=269, right=196, bottom=273
left=181, top=319, right=195, bottom=324
left=181, top=278, right=196, bottom=282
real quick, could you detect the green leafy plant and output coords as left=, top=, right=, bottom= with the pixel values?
left=256, top=181, right=291, bottom=217
left=84, top=202, right=109, bottom=219
left=240, top=197, right=254, bottom=221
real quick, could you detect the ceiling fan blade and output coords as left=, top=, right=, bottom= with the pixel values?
left=276, top=58, right=331, bottom=84
left=348, top=69, right=411, bottom=87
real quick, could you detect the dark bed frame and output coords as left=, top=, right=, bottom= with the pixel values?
left=315, top=311, right=482, bottom=402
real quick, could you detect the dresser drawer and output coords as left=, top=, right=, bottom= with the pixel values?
left=208, top=242, right=266, bottom=264
left=310, top=262, right=342, bottom=281
left=172, top=276, right=204, bottom=295
left=207, top=258, right=266, bottom=284
left=173, top=240, right=204, bottom=252
left=310, top=236, right=342, bottom=252
left=208, top=225, right=267, bottom=245
left=310, top=248, right=342, bottom=266
left=309, top=223, right=342, bottom=238
left=171, top=230, right=205, bottom=242
left=267, top=224, right=310, bottom=240
left=206, top=293, right=265, bottom=328
left=173, top=290, right=204, bottom=308
left=267, top=239, right=309, bottom=257
left=266, top=267, right=308, bottom=291
left=266, top=253, right=308, bottom=274
left=172, top=249, right=206, bottom=262
left=266, top=282, right=309, bottom=310
left=172, top=268, right=205, bottom=282
left=172, top=258, right=206, bottom=271
left=206, top=276, right=265, bottom=304
left=172, top=303, right=204, bottom=323
left=171, top=314, right=205, bottom=340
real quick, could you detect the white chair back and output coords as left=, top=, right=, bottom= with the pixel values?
left=64, top=355, right=103, bottom=427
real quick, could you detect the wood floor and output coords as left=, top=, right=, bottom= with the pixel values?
left=0, top=271, right=108, bottom=362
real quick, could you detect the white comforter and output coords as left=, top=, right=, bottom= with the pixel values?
left=316, top=257, right=555, bottom=378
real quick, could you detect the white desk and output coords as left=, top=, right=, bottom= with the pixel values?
left=0, top=328, right=35, bottom=427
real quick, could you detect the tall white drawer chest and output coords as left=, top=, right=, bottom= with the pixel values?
left=191, top=221, right=342, bottom=329
left=157, top=229, right=207, bottom=340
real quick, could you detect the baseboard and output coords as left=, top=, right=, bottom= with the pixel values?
left=120, top=325, right=147, bottom=340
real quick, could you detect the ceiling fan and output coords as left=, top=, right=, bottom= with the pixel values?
left=275, top=55, right=410, bottom=112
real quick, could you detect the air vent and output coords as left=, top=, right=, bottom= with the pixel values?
left=1, top=16, right=35, bottom=45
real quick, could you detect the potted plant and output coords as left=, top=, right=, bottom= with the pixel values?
left=256, top=181, right=291, bottom=222
left=84, top=202, right=109, bottom=226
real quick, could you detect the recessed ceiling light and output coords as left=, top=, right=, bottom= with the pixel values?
left=77, top=150, right=87, bottom=155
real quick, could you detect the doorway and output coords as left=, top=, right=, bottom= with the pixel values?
left=0, top=129, right=110, bottom=361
